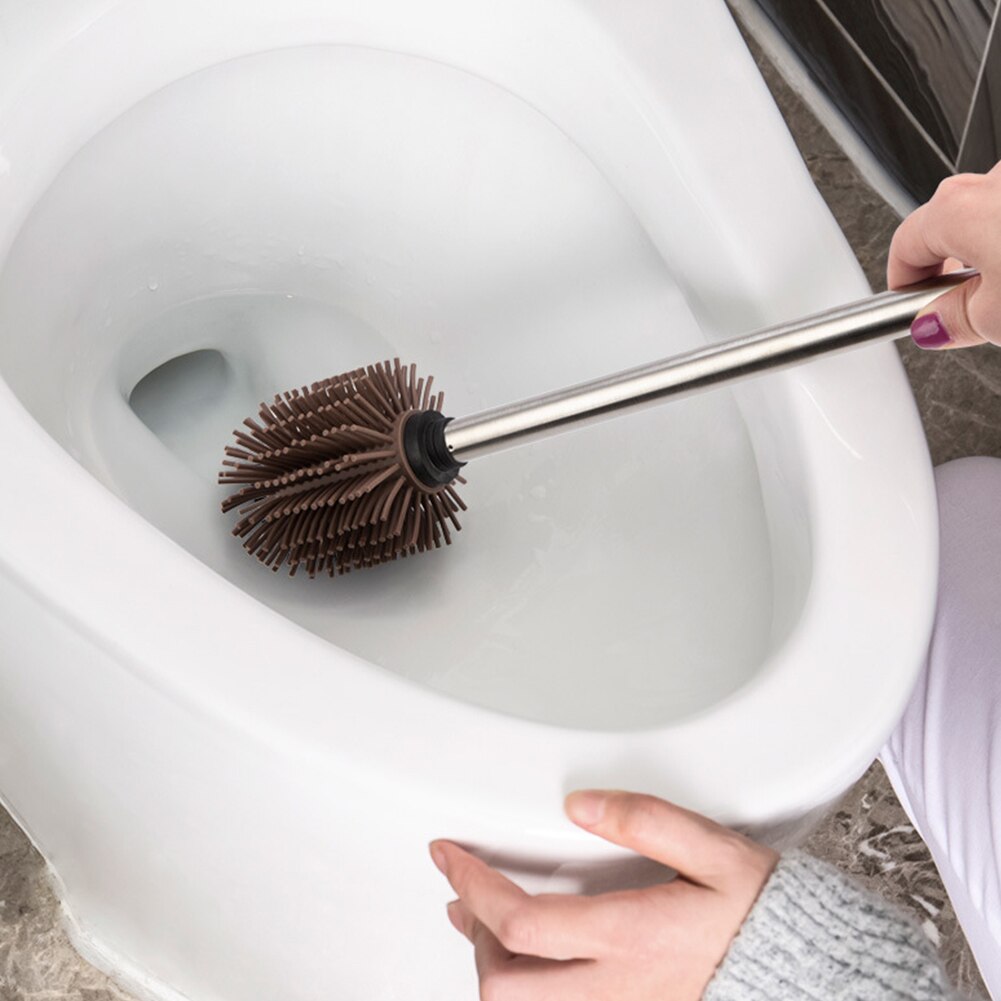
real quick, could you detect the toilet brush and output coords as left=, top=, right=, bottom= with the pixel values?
left=220, top=269, right=975, bottom=577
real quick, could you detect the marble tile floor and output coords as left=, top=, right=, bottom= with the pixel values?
left=0, top=25, right=997, bottom=1001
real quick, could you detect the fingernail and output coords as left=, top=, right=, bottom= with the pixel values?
left=911, top=312, right=952, bottom=349
left=566, top=791, right=606, bottom=826
left=430, top=843, right=449, bottom=875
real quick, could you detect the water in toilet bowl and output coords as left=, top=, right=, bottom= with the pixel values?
left=0, top=45, right=775, bottom=730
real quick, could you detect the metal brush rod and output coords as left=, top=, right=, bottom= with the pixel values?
left=444, top=270, right=976, bottom=462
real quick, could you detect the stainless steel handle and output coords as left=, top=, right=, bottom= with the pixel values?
left=444, top=270, right=976, bottom=462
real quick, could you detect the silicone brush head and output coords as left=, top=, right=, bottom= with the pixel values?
left=219, top=359, right=466, bottom=577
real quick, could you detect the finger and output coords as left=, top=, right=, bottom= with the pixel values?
left=564, top=790, right=774, bottom=889
left=470, top=913, right=516, bottom=984
left=910, top=272, right=992, bottom=349
left=469, top=917, right=599, bottom=1001
left=430, top=841, right=626, bottom=959
left=447, top=898, right=471, bottom=939
left=912, top=270, right=1001, bottom=349
left=887, top=174, right=988, bottom=288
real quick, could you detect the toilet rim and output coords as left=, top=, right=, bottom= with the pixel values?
left=0, top=366, right=938, bottom=839
left=0, top=0, right=938, bottom=838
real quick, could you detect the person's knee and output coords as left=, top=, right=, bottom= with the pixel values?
left=934, top=456, right=1001, bottom=606
left=935, top=454, right=1001, bottom=502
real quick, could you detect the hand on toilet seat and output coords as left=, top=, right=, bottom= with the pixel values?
left=429, top=790, right=778, bottom=1001
left=889, top=160, right=1001, bottom=350
left=429, top=788, right=965, bottom=1000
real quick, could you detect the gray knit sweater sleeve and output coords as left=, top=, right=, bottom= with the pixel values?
left=704, top=851, right=966, bottom=1001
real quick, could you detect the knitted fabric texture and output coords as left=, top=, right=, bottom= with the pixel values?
left=704, top=851, right=963, bottom=1001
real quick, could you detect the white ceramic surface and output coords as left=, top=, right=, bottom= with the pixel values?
left=0, top=1, right=937, bottom=999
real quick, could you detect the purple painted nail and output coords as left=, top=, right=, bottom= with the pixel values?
left=911, top=312, right=952, bottom=349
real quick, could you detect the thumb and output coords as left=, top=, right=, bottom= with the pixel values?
left=911, top=272, right=988, bottom=350
left=564, top=789, right=763, bottom=888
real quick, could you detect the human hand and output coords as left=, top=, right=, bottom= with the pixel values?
left=429, top=790, right=778, bottom=1001
left=888, top=162, right=1001, bottom=349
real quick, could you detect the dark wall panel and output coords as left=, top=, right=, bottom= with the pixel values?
left=755, top=0, right=955, bottom=199
left=748, top=0, right=1001, bottom=196
left=822, top=0, right=992, bottom=158
left=958, top=22, right=1001, bottom=170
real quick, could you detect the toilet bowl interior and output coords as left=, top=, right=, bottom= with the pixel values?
left=0, top=45, right=793, bottom=730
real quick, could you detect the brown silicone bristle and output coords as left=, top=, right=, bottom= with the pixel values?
left=219, top=359, right=466, bottom=577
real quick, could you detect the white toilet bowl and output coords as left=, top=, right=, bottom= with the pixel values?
left=0, top=1, right=937, bottom=998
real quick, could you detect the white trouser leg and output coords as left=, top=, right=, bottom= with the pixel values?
left=881, top=456, right=1001, bottom=999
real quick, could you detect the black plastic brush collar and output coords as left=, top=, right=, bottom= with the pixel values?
left=403, top=410, right=465, bottom=488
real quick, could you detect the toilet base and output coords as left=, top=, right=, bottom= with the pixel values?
left=61, top=910, right=187, bottom=1001
left=32, top=796, right=838, bottom=1001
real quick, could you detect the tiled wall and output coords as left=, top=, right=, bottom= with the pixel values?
left=753, top=0, right=1000, bottom=200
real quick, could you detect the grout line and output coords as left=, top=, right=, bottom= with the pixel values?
left=956, top=0, right=1001, bottom=165
left=726, top=0, right=918, bottom=217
